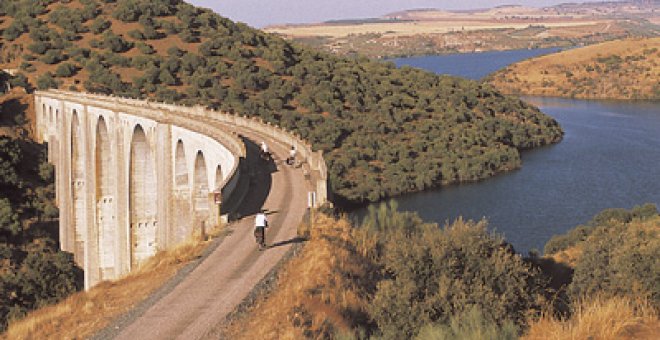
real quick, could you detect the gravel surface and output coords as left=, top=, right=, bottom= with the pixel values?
left=91, top=130, right=312, bottom=340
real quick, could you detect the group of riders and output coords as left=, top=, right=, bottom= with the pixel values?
left=260, top=141, right=297, bottom=165
left=254, top=141, right=297, bottom=250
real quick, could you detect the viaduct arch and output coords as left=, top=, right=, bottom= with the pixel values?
left=35, top=90, right=328, bottom=289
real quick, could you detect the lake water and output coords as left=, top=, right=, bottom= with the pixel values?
left=363, top=49, right=660, bottom=254
left=390, top=47, right=563, bottom=80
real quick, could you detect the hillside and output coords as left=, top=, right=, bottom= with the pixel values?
left=0, top=0, right=562, bottom=202
left=266, top=1, right=660, bottom=58
left=0, top=0, right=562, bottom=204
left=225, top=204, right=660, bottom=339
left=488, top=37, right=660, bottom=100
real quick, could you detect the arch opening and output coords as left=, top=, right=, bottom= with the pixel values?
left=193, top=151, right=209, bottom=232
left=214, top=165, right=223, bottom=192
left=129, top=125, right=157, bottom=268
left=71, top=110, right=85, bottom=264
left=96, top=117, right=116, bottom=280
left=173, top=140, right=191, bottom=243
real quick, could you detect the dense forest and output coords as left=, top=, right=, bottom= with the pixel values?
left=0, top=134, right=82, bottom=332
left=227, top=203, right=659, bottom=339
left=1, top=80, right=82, bottom=331
left=0, top=0, right=563, bottom=204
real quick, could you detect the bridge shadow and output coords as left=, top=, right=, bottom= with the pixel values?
left=233, top=136, right=277, bottom=218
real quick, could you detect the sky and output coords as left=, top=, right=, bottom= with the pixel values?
left=187, top=0, right=607, bottom=28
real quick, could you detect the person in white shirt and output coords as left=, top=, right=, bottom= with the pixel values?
left=260, top=141, right=269, bottom=160
left=254, top=210, right=268, bottom=250
left=287, top=145, right=296, bottom=165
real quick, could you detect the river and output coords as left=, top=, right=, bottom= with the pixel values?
left=358, top=49, right=660, bottom=254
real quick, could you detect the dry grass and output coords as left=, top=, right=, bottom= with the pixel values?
left=2, top=232, right=215, bottom=340
left=525, top=296, right=659, bottom=340
left=226, top=215, right=371, bottom=339
left=548, top=245, right=583, bottom=268
left=267, top=19, right=602, bottom=39
left=489, top=37, right=660, bottom=99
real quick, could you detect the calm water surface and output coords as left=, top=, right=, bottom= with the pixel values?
left=360, top=50, right=660, bottom=254
left=390, top=47, right=562, bottom=80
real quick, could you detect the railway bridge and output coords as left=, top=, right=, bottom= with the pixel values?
left=35, top=90, right=327, bottom=289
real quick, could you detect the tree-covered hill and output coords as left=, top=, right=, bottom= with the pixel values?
left=0, top=0, right=563, bottom=204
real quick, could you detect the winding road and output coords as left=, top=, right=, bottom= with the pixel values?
left=101, top=126, right=311, bottom=339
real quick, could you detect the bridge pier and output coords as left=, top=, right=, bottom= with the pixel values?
left=36, top=92, right=243, bottom=289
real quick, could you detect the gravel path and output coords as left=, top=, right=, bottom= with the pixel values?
left=94, top=130, right=311, bottom=340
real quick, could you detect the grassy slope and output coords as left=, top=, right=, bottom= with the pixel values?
left=533, top=215, right=660, bottom=338
left=488, top=37, right=660, bottom=100
left=525, top=296, right=659, bottom=340
left=227, top=214, right=660, bottom=339
left=223, top=215, right=371, bottom=339
left=4, top=235, right=210, bottom=339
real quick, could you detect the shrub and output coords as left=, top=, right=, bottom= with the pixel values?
left=55, top=63, right=77, bottom=77
left=40, top=50, right=66, bottom=65
left=544, top=225, right=592, bottom=255
left=167, top=46, right=184, bottom=57
left=89, top=18, right=111, bottom=34
left=590, top=207, right=632, bottom=225
left=155, top=87, right=182, bottom=103
left=128, top=29, right=146, bottom=40
left=179, top=29, right=199, bottom=43
left=19, top=62, right=36, bottom=73
left=136, top=42, right=155, bottom=54
left=361, top=203, right=543, bottom=339
left=568, top=219, right=659, bottom=304
left=0, top=198, right=21, bottom=235
left=104, top=53, right=131, bottom=67
left=544, top=204, right=658, bottom=254
left=48, top=7, right=88, bottom=33
left=9, top=73, right=30, bottom=89
left=113, top=0, right=176, bottom=22
left=27, top=41, right=49, bottom=55
left=102, top=33, right=133, bottom=53
left=3, top=20, right=27, bottom=41
left=36, top=72, right=59, bottom=90
left=416, top=306, right=518, bottom=340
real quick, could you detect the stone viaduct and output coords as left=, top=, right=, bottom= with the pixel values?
left=35, top=90, right=328, bottom=289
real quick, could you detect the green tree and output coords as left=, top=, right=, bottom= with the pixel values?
left=0, top=198, right=21, bottom=236
left=568, top=218, right=659, bottom=304
left=90, top=17, right=111, bottom=34
left=36, top=72, right=59, bottom=90
left=362, top=204, right=542, bottom=339
left=55, top=63, right=77, bottom=77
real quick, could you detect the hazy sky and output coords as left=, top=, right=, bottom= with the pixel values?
left=187, top=0, right=606, bottom=28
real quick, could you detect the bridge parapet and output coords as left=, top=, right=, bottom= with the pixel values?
left=43, top=89, right=328, bottom=206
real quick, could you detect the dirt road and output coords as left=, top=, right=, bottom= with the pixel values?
left=108, top=130, right=311, bottom=340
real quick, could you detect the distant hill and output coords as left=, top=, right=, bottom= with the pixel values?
left=265, top=0, right=660, bottom=58
left=488, top=37, right=660, bottom=100
left=0, top=0, right=562, bottom=204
